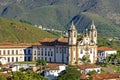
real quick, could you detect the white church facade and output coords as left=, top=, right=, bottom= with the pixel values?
left=0, top=22, right=98, bottom=65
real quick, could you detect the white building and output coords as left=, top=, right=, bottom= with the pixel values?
left=98, top=46, right=117, bottom=62
left=44, top=63, right=66, bottom=80
left=77, top=64, right=101, bottom=74
left=0, top=43, right=32, bottom=63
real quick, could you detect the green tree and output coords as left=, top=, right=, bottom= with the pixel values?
left=87, top=70, right=97, bottom=76
left=9, top=70, right=45, bottom=80
left=19, top=67, right=24, bottom=72
left=80, top=55, right=91, bottom=64
left=56, top=66, right=81, bottom=80
left=0, top=74, right=7, bottom=80
left=36, top=59, right=47, bottom=66
left=0, top=61, right=2, bottom=65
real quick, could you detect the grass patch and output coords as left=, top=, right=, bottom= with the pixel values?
left=16, top=61, right=36, bottom=64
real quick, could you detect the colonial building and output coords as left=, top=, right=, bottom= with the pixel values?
left=98, top=46, right=117, bottom=62
left=68, top=22, right=97, bottom=65
left=44, top=63, right=66, bottom=80
left=0, top=22, right=97, bottom=65
left=0, top=43, right=32, bottom=63
left=32, top=21, right=98, bottom=65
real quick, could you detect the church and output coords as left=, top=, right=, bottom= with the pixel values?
left=0, top=21, right=97, bottom=65
left=32, top=21, right=98, bottom=65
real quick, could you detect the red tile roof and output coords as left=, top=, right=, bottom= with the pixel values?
left=46, top=63, right=65, bottom=70
left=92, top=73, right=120, bottom=80
left=98, top=46, right=116, bottom=51
left=0, top=42, right=32, bottom=48
left=40, top=38, right=57, bottom=42
left=33, top=38, right=68, bottom=46
left=77, top=64, right=100, bottom=70
left=0, top=38, right=68, bottom=47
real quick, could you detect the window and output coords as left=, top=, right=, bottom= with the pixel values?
left=90, top=49, right=92, bottom=54
left=3, top=50, right=5, bottom=55
left=25, top=57, right=26, bottom=61
left=49, top=58, right=51, bottom=62
left=12, top=50, right=14, bottom=55
left=28, top=50, right=31, bottom=54
left=45, top=57, right=47, bottom=61
left=56, top=48, right=58, bottom=53
left=34, top=57, right=36, bottom=61
left=48, top=51, right=50, bottom=56
left=95, top=32, right=96, bottom=37
left=97, top=69, right=100, bottom=72
left=16, top=57, right=18, bottom=62
left=45, top=48, right=47, bottom=55
left=51, top=51, right=53, bottom=56
left=34, top=51, right=36, bottom=55
left=74, top=32, right=76, bottom=37
left=28, top=57, right=31, bottom=61
left=81, top=49, right=83, bottom=54
left=8, top=57, right=10, bottom=62
left=38, top=50, right=40, bottom=55
left=45, top=53, right=47, bottom=56
left=60, top=48, right=62, bottom=53
left=12, top=57, right=14, bottom=62
left=24, top=50, right=26, bottom=55
left=8, top=50, right=10, bottom=55
left=41, top=48, right=43, bottom=55
left=16, top=50, right=18, bottom=55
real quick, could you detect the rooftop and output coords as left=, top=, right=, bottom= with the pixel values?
left=46, top=63, right=65, bottom=70
left=33, top=38, right=68, bottom=46
left=77, top=64, right=100, bottom=70
left=0, top=42, right=32, bottom=48
left=92, top=73, right=120, bottom=80
left=98, top=46, right=116, bottom=51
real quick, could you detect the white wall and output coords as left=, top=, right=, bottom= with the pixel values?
left=44, top=65, right=66, bottom=80
left=98, top=50, right=117, bottom=62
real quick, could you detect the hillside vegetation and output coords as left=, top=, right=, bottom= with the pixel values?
left=0, top=17, right=57, bottom=43
left=0, top=0, right=120, bottom=37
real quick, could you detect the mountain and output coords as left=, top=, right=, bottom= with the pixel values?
left=0, top=0, right=120, bottom=37
left=0, top=17, right=57, bottom=43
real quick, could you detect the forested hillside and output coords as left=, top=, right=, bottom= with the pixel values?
left=0, top=0, right=120, bottom=37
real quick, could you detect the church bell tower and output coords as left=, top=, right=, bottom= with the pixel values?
left=68, top=22, right=77, bottom=65
left=90, top=20, right=97, bottom=44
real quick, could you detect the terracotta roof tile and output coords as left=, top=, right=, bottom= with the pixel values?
left=40, top=38, right=57, bottom=42
left=77, top=64, right=100, bottom=70
left=46, top=63, right=65, bottom=70
left=98, top=46, right=116, bottom=51
left=92, top=73, right=120, bottom=80
left=58, top=38, right=68, bottom=43
left=0, top=42, right=32, bottom=47
left=38, top=38, right=68, bottom=46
